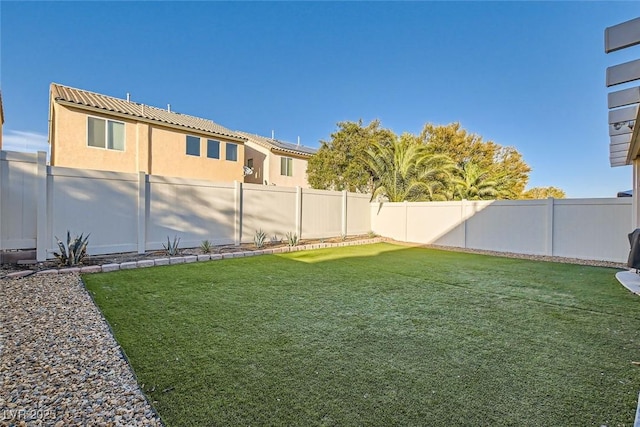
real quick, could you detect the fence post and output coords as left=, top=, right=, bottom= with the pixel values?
left=545, top=197, right=554, bottom=256
left=404, top=200, right=409, bottom=242
left=342, top=190, right=348, bottom=237
left=137, top=172, right=146, bottom=254
left=296, top=186, right=303, bottom=239
left=234, top=181, right=243, bottom=245
left=461, top=199, right=468, bottom=249
left=36, top=151, right=48, bottom=261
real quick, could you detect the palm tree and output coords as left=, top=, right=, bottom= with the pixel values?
left=365, top=136, right=454, bottom=202
left=453, top=162, right=499, bottom=200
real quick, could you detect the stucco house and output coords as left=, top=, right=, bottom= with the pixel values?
left=237, top=131, right=317, bottom=188
left=48, top=83, right=247, bottom=182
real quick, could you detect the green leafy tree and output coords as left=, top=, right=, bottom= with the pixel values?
left=365, top=134, right=454, bottom=202
left=453, top=162, right=499, bottom=200
left=522, top=186, right=566, bottom=199
left=307, top=120, right=395, bottom=192
left=420, top=122, right=531, bottom=200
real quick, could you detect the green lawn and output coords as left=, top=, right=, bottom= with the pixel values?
left=83, top=243, right=640, bottom=426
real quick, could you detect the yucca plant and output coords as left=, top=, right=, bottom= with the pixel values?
left=54, top=231, right=90, bottom=267
left=286, top=232, right=299, bottom=247
left=254, top=229, right=267, bottom=248
left=200, top=239, right=212, bottom=254
left=163, top=235, right=181, bottom=256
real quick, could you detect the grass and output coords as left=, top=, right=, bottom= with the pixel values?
left=83, top=243, right=640, bottom=426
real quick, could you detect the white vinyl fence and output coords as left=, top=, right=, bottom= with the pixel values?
left=371, top=199, right=633, bottom=263
left=0, top=151, right=371, bottom=261
left=0, top=150, right=634, bottom=263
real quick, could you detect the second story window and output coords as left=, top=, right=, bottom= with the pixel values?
left=226, top=143, right=238, bottom=161
left=186, top=135, right=200, bottom=156
left=207, top=140, right=220, bottom=159
left=88, top=117, right=124, bottom=151
left=281, top=157, right=293, bottom=176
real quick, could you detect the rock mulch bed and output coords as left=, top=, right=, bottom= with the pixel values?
left=0, top=274, right=163, bottom=426
left=2, top=238, right=385, bottom=279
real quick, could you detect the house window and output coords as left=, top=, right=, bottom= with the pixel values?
left=226, top=143, right=238, bottom=161
left=207, top=140, right=220, bottom=159
left=247, top=158, right=253, bottom=169
left=87, top=117, right=124, bottom=151
left=186, top=135, right=200, bottom=156
left=281, top=157, right=293, bottom=176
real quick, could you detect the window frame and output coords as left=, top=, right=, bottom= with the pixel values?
left=280, top=156, right=293, bottom=177
left=186, top=135, right=201, bottom=157
left=207, top=139, right=220, bottom=159
left=86, top=116, right=125, bottom=151
left=225, top=142, right=238, bottom=162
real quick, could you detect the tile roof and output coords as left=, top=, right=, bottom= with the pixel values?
left=237, top=131, right=317, bottom=157
left=50, top=83, right=245, bottom=141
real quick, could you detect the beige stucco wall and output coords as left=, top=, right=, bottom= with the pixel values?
left=243, top=143, right=269, bottom=185
left=50, top=103, right=244, bottom=182
left=243, top=140, right=311, bottom=188
left=51, top=104, right=138, bottom=173
left=268, top=151, right=310, bottom=188
left=149, top=127, right=243, bottom=181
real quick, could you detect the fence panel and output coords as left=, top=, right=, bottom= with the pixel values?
left=553, top=198, right=631, bottom=262
left=242, top=184, right=297, bottom=243
left=301, top=189, right=342, bottom=239
left=405, top=201, right=465, bottom=247
left=0, top=151, right=38, bottom=250
left=146, top=176, right=236, bottom=250
left=49, top=167, right=139, bottom=256
left=346, top=193, right=372, bottom=236
left=465, top=200, right=548, bottom=255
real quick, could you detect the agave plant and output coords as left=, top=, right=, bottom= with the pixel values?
left=54, top=231, right=90, bottom=267
left=254, top=229, right=267, bottom=248
left=163, top=235, right=181, bottom=256
left=286, top=232, right=299, bottom=247
left=200, top=239, right=212, bottom=254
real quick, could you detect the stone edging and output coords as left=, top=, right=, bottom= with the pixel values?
left=3, top=238, right=385, bottom=279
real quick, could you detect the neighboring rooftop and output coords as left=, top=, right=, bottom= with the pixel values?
left=50, top=83, right=245, bottom=141
left=237, top=131, right=317, bottom=157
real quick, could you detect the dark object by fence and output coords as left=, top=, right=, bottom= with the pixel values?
left=627, top=229, right=640, bottom=270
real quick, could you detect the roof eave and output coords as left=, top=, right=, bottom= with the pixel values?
left=54, top=99, right=247, bottom=143
left=626, top=108, right=640, bottom=165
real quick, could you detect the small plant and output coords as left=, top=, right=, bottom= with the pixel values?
left=54, top=231, right=90, bottom=267
left=341, top=233, right=347, bottom=241
left=367, top=230, right=377, bottom=239
left=200, top=240, right=212, bottom=254
left=163, top=235, right=181, bottom=256
left=254, top=229, right=267, bottom=248
left=286, top=232, right=299, bottom=247
left=270, top=234, right=280, bottom=245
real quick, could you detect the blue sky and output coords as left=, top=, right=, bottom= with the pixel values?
left=2, top=1, right=640, bottom=198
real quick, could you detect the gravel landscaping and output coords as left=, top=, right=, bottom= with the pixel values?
left=0, top=274, right=163, bottom=426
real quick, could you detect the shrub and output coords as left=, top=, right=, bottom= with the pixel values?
left=163, top=235, right=181, bottom=256
left=286, top=232, right=299, bottom=247
left=254, top=229, right=267, bottom=248
left=200, top=240, right=212, bottom=254
left=54, top=231, right=90, bottom=266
